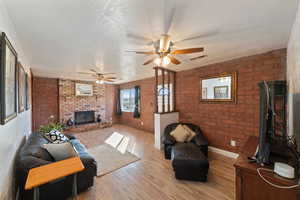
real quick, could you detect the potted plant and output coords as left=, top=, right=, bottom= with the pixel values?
left=39, top=115, right=66, bottom=133
left=39, top=122, right=65, bottom=134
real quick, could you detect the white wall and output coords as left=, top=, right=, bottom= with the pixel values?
left=287, top=2, right=300, bottom=152
left=0, top=0, right=31, bottom=199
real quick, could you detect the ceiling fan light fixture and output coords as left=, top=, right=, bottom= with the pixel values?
left=154, top=56, right=171, bottom=67
left=96, top=79, right=104, bottom=84
left=159, top=34, right=171, bottom=52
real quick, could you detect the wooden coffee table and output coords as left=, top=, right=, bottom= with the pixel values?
left=25, top=157, right=85, bottom=200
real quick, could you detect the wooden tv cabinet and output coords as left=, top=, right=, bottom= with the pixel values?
left=234, top=136, right=299, bottom=200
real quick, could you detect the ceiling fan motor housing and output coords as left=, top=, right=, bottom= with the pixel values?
left=159, top=34, right=171, bottom=53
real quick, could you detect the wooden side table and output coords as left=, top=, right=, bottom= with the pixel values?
left=25, top=157, right=85, bottom=200
left=234, top=136, right=299, bottom=200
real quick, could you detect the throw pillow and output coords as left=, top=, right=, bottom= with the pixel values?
left=170, top=124, right=191, bottom=142
left=44, top=130, right=69, bottom=144
left=183, top=125, right=197, bottom=142
left=43, top=142, right=78, bottom=161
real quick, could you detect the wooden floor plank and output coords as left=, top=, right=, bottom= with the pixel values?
left=74, top=124, right=235, bottom=200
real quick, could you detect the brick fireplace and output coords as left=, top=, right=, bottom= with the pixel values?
left=59, top=79, right=110, bottom=131
left=74, top=110, right=95, bottom=125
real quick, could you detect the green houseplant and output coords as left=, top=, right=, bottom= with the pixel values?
left=39, top=122, right=65, bottom=133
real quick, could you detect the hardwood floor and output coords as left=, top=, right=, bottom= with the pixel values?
left=74, top=124, right=235, bottom=200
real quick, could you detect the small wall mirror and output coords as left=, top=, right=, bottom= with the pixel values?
left=200, top=72, right=237, bottom=103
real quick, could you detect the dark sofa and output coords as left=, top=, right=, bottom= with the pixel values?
left=16, top=132, right=97, bottom=200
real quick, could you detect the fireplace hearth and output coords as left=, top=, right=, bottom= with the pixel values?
left=75, top=111, right=95, bottom=125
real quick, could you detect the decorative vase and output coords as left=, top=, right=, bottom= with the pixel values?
left=97, top=114, right=101, bottom=122
left=66, top=118, right=74, bottom=126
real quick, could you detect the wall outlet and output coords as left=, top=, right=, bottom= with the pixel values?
left=230, top=140, right=237, bottom=147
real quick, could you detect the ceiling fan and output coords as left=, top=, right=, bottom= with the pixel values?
left=126, top=34, right=207, bottom=66
left=78, top=69, right=117, bottom=84
left=126, top=1, right=209, bottom=67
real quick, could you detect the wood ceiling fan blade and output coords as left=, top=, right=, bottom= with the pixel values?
left=78, top=72, right=93, bottom=75
left=163, top=3, right=176, bottom=35
left=90, top=69, right=98, bottom=73
left=126, top=32, right=153, bottom=43
left=143, top=58, right=156, bottom=65
left=103, top=79, right=115, bottom=82
left=174, top=31, right=218, bottom=44
left=171, top=48, right=204, bottom=55
left=168, top=56, right=181, bottom=65
left=190, top=55, right=207, bottom=61
left=104, top=77, right=117, bottom=79
left=126, top=50, right=156, bottom=55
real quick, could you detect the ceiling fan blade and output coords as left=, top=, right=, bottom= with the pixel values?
left=171, top=48, right=204, bottom=55
left=102, top=73, right=116, bottom=75
left=103, top=79, right=115, bottom=82
left=174, top=31, right=219, bottom=44
left=168, top=56, right=181, bottom=65
left=163, top=2, right=176, bottom=34
left=90, top=69, right=98, bottom=73
left=190, top=55, right=207, bottom=61
left=126, top=32, right=153, bottom=43
left=78, top=72, right=93, bottom=75
left=104, top=77, right=117, bottom=79
left=126, top=50, right=156, bottom=55
left=143, top=58, right=156, bottom=65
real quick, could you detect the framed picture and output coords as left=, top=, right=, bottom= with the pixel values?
left=0, top=32, right=18, bottom=124
left=25, top=73, right=31, bottom=110
left=18, top=62, right=26, bottom=113
left=214, top=86, right=229, bottom=99
left=75, top=83, right=93, bottom=96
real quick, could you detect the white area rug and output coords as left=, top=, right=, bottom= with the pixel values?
left=88, top=133, right=140, bottom=176
left=104, top=132, right=124, bottom=148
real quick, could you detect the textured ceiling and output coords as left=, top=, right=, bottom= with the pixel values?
left=3, top=0, right=299, bottom=83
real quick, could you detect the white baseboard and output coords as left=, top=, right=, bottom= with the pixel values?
left=208, top=146, right=239, bottom=159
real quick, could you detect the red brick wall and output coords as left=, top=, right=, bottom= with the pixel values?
left=117, top=77, right=155, bottom=132
left=32, top=78, right=116, bottom=132
left=105, top=84, right=118, bottom=124
left=117, top=49, right=286, bottom=152
left=176, top=49, right=286, bottom=152
left=32, top=77, right=59, bottom=131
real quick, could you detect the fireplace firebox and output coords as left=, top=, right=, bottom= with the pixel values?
left=74, top=111, right=95, bottom=125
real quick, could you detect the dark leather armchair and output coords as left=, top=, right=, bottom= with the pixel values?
left=163, top=123, right=208, bottom=159
left=16, top=132, right=97, bottom=200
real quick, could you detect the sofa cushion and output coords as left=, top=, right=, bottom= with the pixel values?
left=43, top=142, right=78, bottom=161
left=44, top=130, right=69, bottom=144
left=170, top=125, right=191, bottom=142
left=183, top=125, right=197, bottom=142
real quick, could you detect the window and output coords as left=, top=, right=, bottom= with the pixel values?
left=120, top=88, right=135, bottom=112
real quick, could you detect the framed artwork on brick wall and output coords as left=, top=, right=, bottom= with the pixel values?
left=18, top=62, right=26, bottom=113
left=75, top=83, right=93, bottom=96
left=0, top=32, right=18, bottom=124
left=25, top=73, right=31, bottom=110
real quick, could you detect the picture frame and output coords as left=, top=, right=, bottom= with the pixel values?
left=75, top=83, right=93, bottom=96
left=0, top=32, right=18, bottom=124
left=18, top=62, right=26, bottom=113
left=199, top=72, right=237, bottom=104
left=214, top=86, right=229, bottom=99
left=25, top=73, right=31, bottom=110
